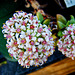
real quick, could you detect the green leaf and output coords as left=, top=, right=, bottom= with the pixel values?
left=69, top=19, right=75, bottom=24
left=57, top=21, right=65, bottom=30
left=5, top=55, right=17, bottom=62
left=66, top=21, right=70, bottom=27
left=69, top=15, right=75, bottom=24
left=0, top=12, right=17, bottom=62
left=66, top=15, right=75, bottom=27
left=56, top=14, right=67, bottom=24
left=0, top=61, right=7, bottom=66
left=43, top=19, right=50, bottom=25
left=0, top=43, right=17, bottom=62
left=70, top=15, right=74, bottom=20
left=36, top=12, right=44, bottom=23
left=57, top=31, right=63, bottom=37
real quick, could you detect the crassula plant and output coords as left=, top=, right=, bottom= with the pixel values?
left=57, top=24, right=75, bottom=60
left=1, top=10, right=75, bottom=68
left=2, top=11, right=55, bottom=68
left=56, top=14, right=75, bottom=60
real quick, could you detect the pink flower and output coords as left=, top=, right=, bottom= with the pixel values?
left=42, top=41, right=47, bottom=45
left=16, top=28, right=21, bottom=33
left=7, top=45, right=12, bottom=48
left=22, top=21, right=26, bottom=26
left=73, top=30, right=75, bottom=34
left=28, top=48, right=32, bottom=51
left=26, top=63, right=29, bottom=66
left=36, top=58, right=38, bottom=62
left=3, top=25, right=8, bottom=29
left=30, top=41, right=34, bottom=45
left=14, top=41, right=18, bottom=46
left=72, top=41, right=74, bottom=44
left=68, top=31, right=71, bottom=34
left=28, top=35, right=31, bottom=39
left=42, top=49, right=46, bottom=52
left=21, top=39, right=26, bottom=43
left=64, top=49, right=67, bottom=51
left=13, top=17, right=16, bottom=19
left=38, top=27, right=43, bottom=33
left=30, top=16, right=33, bottom=20
left=6, top=35, right=11, bottom=39
left=69, top=25, right=72, bottom=28
left=49, top=37, right=52, bottom=40
left=66, top=41, right=69, bottom=44
left=64, top=35, right=67, bottom=38
left=36, top=21, right=38, bottom=24
left=36, top=48, right=38, bottom=52
left=19, top=52, right=24, bottom=56
left=48, top=28, right=50, bottom=30
left=30, top=25, right=34, bottom=29
left=58, top=42, right=61, bottom=44
left=10, top=54, right=13, bottom=57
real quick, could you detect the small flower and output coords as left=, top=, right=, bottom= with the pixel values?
left=30, top=40, right=34, bottom=45
left=30, top=25, right=34, bottom=29
left=42, top=40, right=47, bottom=45
left=38, top=27, right=43, bottom=33
left=14, top=41, right=18, bottom=46
left=21, top=39, right=26, bottom=44
left=16, top=28, right=21, bottom=33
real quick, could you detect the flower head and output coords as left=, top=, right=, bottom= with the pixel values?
left=57, top=24, right=75, bottom=60
left=2, top=11, right=55, bottom=68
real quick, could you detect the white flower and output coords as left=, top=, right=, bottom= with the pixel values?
left=27, top=30, right=30, bottom=35
left=32, top=37, right=36, bottom=41
left=15, top=23, right=21, bottom=28
left=38, top=44, right=42, bottom=49
left=32, top=46, right=36, bottom=52
left=30, top=60, right=34, bottom=65
left=38, top=38, right=43, bottom=42
left=42, top=32, right=46, bottom=37
left=58, top=24, right=75, bottom=60
left=37, top=33, right=41, bottom=37
left=2, top=11, right=55, bottom=68
left=20, top=35, right=25, bottom=38
left=35, top=42, right=39, bottom=45
left=21, top=26, right=26, bottom=30
left=33, top=53, right=38, bottom=58
left=25, top=60, right=29, bottom=64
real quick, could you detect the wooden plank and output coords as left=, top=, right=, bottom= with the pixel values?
left=28, top=58, right=75, bottom=75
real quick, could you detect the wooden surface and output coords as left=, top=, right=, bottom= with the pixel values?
left=28, top=58, right=75, bottom=75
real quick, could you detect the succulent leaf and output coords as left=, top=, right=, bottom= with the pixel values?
left=57, top=30, right=63, bottom=37
left=43, top=19, right=50, bottom=26
left=57, top=21, right=65, bottom=29
left=36, top=12, right=44, bottom=23
left=56, top=14, right=67, bottom=24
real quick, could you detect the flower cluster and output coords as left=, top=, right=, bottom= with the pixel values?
left=57, top=24, right=75, bottom=60
left=2, top=11, right=55, bottom=68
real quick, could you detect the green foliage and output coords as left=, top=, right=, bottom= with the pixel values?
left=0, top=13, right=17, bottom=62
left=0, top=44, right=17, bottom=62
left=0, top=61, right=7, bottom=66
left=43, top=19, right=50, bottom=25
left=57, top=31, right=63, bottom=37
left=56, top=14, right=75, bottom=38
left=56, top=14, right=67, bottom=24
left=56, top=14, right=67, bottom=30
left=66, top=15, right=75, bottom=27
left=36, top=12, right=44, bottom=23
left=57, top=21, right=65, bottom=30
